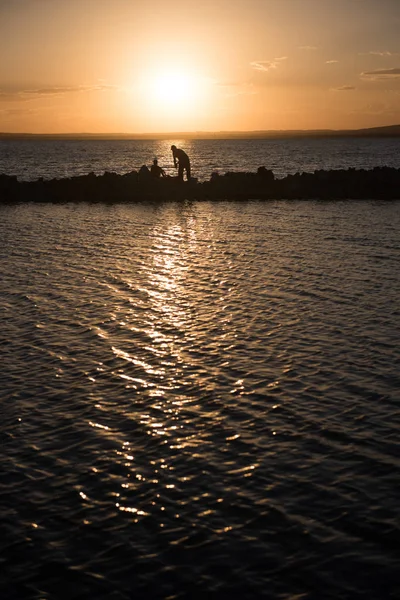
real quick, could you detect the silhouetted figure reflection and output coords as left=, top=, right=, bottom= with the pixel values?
left=150, top=158, right=166, bottom=179
left=171, top=145, right=191, bottom=181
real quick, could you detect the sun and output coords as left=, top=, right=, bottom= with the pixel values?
left=139, top=68, right=212, bottom=112
left=150, top=71, right=198, bottom=107
left=132, top=66, right=214, bottom=130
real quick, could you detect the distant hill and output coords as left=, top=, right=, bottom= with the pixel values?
left=353, top=124, right=400, bottom=136
left=210, top=125, right=400, bottom=138
left=0, top=125, right=399, bottom=140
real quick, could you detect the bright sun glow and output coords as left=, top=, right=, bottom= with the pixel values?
left=132, top=67, right=214, bottom=130
left=139, top=69, right=211, bottom=114
left=149, top=71, right=199, bottom=107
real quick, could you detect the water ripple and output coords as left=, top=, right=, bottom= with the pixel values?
left=0, top=200, right=399, bottom=599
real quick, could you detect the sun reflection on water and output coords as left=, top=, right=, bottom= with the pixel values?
left=102, top=214, right=203, bottom=520
left=84, top=207, right=255, bottom=528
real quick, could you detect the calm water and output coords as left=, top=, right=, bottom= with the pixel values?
left=1, top=199, right=399, bottom=599
left=1, top=137, right=400, bottom=181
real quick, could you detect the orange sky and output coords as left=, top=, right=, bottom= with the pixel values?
left=1, top=0, right=400, bottom=133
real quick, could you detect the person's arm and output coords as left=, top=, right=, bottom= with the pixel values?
left=172, top=150, right=178, bottom=168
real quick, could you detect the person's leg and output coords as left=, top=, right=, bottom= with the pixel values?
left=178, top=163, right=184, bottom=180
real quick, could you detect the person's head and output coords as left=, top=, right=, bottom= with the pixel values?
left=153, top=158, right=158, bottom=165
left=171, top=145, right=176, bottom=151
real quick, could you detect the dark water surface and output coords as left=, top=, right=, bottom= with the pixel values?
left=1, top=200, right=399, bottom=599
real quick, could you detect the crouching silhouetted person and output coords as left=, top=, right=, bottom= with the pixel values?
left=171, top=145, right=191, bottom=181
left=150, top=158, right=166, bottom=179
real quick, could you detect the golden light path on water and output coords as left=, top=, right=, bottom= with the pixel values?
left=85, top=209, right=260, bottom=528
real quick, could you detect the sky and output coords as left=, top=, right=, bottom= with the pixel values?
left=0, top=0, right=400, bottom=133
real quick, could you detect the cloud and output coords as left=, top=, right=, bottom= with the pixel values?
left=359, top=51, right=397, bottom=56
left=0, top=107, right=38, bottom=116
left=0, top=83, right=119, bottom=102
left=250, top=57, right=287, bottom=72
left=299, top=46, right=318, bottom=51
left=361, top=68, right=400, bottom=79
left=332, top=85, right=356, bottom=91
left=24, top=86, right=87, bottom=96
left=250, top=61, right=277, bottom=72
left=326, top=60, right=339, bottom=64
left=28, top=84, right=118, bottom=95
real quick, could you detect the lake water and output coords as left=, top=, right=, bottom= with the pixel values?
left=1, top=199, right=399, bottom=599
left=1, top=137, right=400, bottom=181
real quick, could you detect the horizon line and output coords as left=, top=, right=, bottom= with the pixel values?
left=1, top=124, right=399, bottom=139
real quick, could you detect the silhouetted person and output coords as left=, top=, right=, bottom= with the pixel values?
left=171, top=145, right=191, bottom=181
left=150, top=158, right=166, bottom=179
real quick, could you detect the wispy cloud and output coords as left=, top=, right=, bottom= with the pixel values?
left=250, top=61, right=276, bottom=72
left=332, top=85, right=356, bottom=91
left=250, top=57, right=287, bottom=72
left=33, top=84, right=118, bottom=94
left=299, top=46, right=317, bottom=51
left=361, top=68, right=400, bottom=79
left=359, top=51, right=397, bottom=56
left=326, top=60, right=339, bottom=64
left=0, top=107, right=38, bottom=116
left=0, top=84, right=119, bottom=102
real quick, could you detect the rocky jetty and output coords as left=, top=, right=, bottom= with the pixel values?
left=1, top=166, right=399, bottom=203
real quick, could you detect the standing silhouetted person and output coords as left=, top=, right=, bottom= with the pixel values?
left=171, top=145, right=191, bottom=181
left=150, top=158, right=166, bottom=179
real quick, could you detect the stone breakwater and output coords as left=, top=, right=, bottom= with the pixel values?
left=1, top=167, right=400, bottom=202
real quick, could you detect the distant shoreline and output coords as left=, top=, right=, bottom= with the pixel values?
left=1, top=124, right=400, bottom=141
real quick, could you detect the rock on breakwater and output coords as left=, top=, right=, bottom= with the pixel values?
left=1, top=166, right=400, bottom=202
